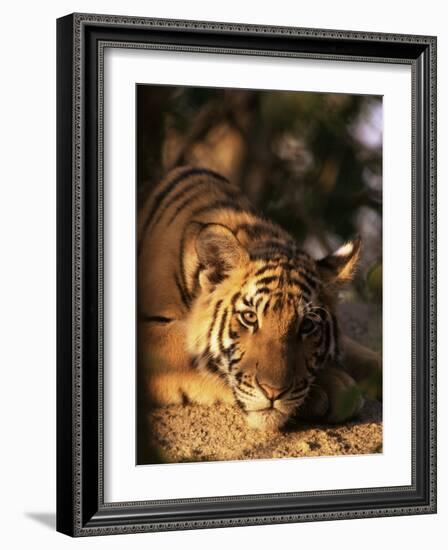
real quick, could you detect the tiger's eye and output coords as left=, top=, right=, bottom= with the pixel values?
left=300, top=317, right=316, bottom=335
left=240, top=311, right=258, bottom=326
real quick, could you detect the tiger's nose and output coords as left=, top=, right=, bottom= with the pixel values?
left=257, top=380, right=290, bottom=401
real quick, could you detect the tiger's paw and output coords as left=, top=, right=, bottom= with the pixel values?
left=341, top=335, right=382, bottom=401
left=299, top=366, right=364, bottom=424
left=146, top=371, right=235, bottom=408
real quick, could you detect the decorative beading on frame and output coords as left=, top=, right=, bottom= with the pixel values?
left=70, top=13, right=437, bottom=535
left=72, top=13, right=83, bottom=533
left=74, top=12, right=435, bottom=45
left=428, top=36, right=437, bottom=513
left=76, top=504, right=433, bottom=537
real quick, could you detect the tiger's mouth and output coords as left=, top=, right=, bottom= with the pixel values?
left=236, top=379, right=310, bottom=430
left=245, top=408, right=290, bottom=431
left=245, top=395, right=306, bottom=430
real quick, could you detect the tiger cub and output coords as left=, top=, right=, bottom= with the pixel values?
left=138, top=166, right=381, bottom=430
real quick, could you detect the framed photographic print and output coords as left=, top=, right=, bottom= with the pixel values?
left=56, top=13, right=437, bottom=536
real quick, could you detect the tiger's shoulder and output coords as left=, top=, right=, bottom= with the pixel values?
left=137, top=165, right=322, bottom=322
left=138, top=165, right=293, bottom=254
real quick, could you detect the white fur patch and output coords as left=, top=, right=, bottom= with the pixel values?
left=246, top=409, right=288, bottom=431
left=334, top=241, right=354, bottom=257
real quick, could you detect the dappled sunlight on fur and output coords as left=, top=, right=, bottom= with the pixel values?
left=147, top=371, right=234, bottom=407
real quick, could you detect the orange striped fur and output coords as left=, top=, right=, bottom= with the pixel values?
left=138, top=166, right=380, bottom=430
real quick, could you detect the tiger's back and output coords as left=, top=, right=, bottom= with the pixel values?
left=138, top=166, right=303, bottom=320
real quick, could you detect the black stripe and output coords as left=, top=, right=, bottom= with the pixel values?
left=236, top=385, right=256, bottom=398
left=192, top=200, right=252, bottom=218
left=188, top=264, right=202, bottom=300
left=256, top=275, right=279, bottom=286
left=229, top=355, right=243, bottom=369
left=296, top=268, right=319, bottom=290
left=208, top=300, right=223, bottom=342
left=252, top=240, right=296, bottom=256
left=273, top=296, right=284, bottom=312
left=255, top=287, right=271, bottom=296
left=250, top=252, right=287, bottom=262
left=205, top=358, right=227, bottom=380
left=249, top=242, right=298, bottom=261
left=139, top=168, right=202, bottom=255
left=218, top=308, right=229, bottom=357
left=242, top=296, right=253, bottom=307
left=280, top=261, right=298, bottom=272
left=166, top=189, right=204, bottom=226
left=231, top=291, right=241, bottom=310
left=225, top=342, right=238, bottom=356
left=139, top=315, right=173, bottom=324
left=254, top=263, right=279, bottom=277
left=234, top=397, right=246, bottom=411
left=295, top=378, right=310, bottom=392
left=168, top=186, right=240, bottom=227
left=235, top=372, right=244, bottom=383
left=179, top=391, right=189, bottom=405
left=300, top=289, right=312, bottom=302
left=190, top=356, right=200, bottom=369
left=153, top=173, right=230, bottom=228
left=262, top=297, right=271, bottom=314
left=178, top=224, right=193, bottom=300
left=138, top=168, right=227, bottom=255
left=289, top=277, right=313, bottom=295
left=174, top=272, right=190, bottom=309
left=278, top=271, right=287, bottom=288
left=234, top=222, right=282, bottom=240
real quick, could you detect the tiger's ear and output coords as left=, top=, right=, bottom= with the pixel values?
left=316, top=237, right=361, bottom=284
left=195, top=224, right=248, bottom=288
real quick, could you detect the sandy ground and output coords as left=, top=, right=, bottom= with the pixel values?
left=141, top=301, right=382, bottom=464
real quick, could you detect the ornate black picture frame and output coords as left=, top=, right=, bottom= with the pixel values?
left=56, top=13, right=437, bottom=536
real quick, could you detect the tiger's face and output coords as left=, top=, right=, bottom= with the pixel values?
left=185, top=223, right=360, bottom=430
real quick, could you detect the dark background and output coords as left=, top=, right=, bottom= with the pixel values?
left=137, top=84, right=382, bottom=318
